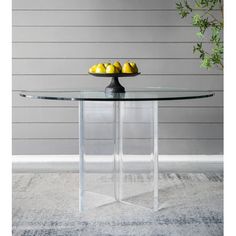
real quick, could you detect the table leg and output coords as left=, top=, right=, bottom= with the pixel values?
left=117, top=101, right=159, bottom=211
left=79, top=101, right=84, bottom=212
left=79, top=101, right=119, bottom=212
left=153, top=101, right=159, bottom=211
left=113, top=101, right=124, bottom=202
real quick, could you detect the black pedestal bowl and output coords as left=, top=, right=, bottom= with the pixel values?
left=88, top=72, right=140, bottom=93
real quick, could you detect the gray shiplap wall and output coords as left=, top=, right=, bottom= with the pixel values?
left=12, top=0, right=223, bottom=155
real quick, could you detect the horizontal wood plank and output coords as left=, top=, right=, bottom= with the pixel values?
left=13, top=59, right=222, bottom=75
left=12, top=75, right=223, bottom=91
left=12, top=11, right=189, bottom=26
left=13, top=42, right=213, bottom=59
left=12, top=107, right=223, bottom=123
left=13, top=27, right=213, bottom=43
left=12, top=0, right=193, bottom=10
left=12, top=139, right=223, bottom=155
left=13, top=10, right=220, bottom=27
left=13, top=123, right=223, bottom=139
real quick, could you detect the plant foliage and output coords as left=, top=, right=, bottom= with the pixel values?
left=176, top=0, right=223, bottom=69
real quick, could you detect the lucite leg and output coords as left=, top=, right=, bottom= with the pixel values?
left=153, top=101, right=159, bottom=211
left=118, top=101, right=159, bottom=211
left=119, top=102, right=124, bottom=202
left=113, top=101, right=123, bottom=202
left=113, top=101, right=119, bottom=201
left=79, top=101, right=119, bottom=212
left=79, top=101, right=85, bottom=212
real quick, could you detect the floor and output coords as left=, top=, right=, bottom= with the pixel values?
left=12, top=173, right=223, bottom=236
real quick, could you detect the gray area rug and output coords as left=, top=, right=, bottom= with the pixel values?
left=12, top=173, right=223, bottom=236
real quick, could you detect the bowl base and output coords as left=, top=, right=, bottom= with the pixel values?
left=105, top=77, right=125, bottom=93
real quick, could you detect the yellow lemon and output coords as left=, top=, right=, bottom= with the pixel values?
left=113, top=61, right=122, bottom=73
left=89, top=64, right=97, bottom=73
left=129, top=62, right=138, bottom=73
left=95, top=64, right=106, bottom=73
left=104, top=63, right=111, bottom=68
left=122, top=62, right=133, bottom=73
left=106, top=65, right=117, bottom=73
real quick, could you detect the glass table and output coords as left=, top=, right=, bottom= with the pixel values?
left=20, top=88, right=214, bottom=212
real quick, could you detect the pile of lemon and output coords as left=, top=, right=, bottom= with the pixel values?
left=89, top=61, right=138, bottom=74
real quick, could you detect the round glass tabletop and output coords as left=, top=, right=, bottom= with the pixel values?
left=20, top=88, right=214, bottom=101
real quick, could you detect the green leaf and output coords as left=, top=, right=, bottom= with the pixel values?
left=196, top=32, right=204, bottom=38
left=192, top=14, right=201, bottom=25
left=201, top=56, right=212, bottom=69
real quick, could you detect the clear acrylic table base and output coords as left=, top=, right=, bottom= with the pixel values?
left=79, top=100, right=159, bottom=212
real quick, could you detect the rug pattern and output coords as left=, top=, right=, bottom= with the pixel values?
left=12, top=173, right=223, bottom=236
